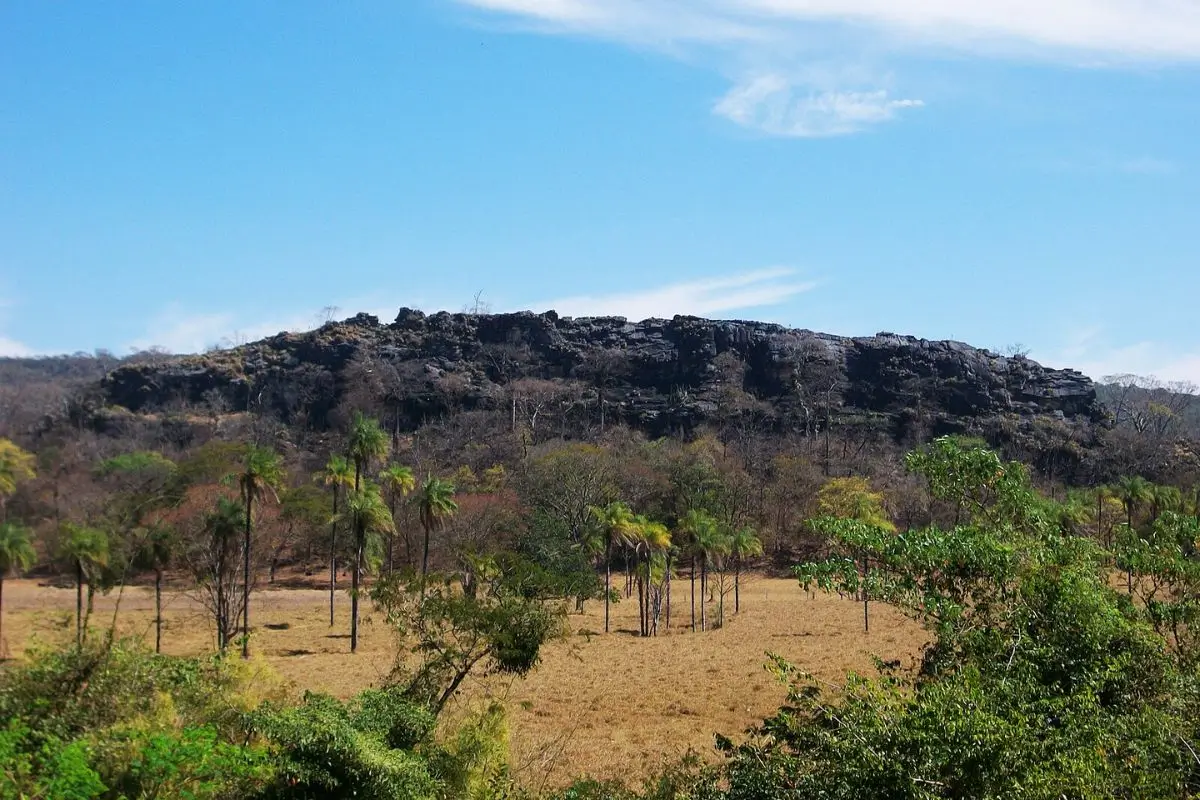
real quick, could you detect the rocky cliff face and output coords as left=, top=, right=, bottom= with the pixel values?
left=101, top=309, right=1103, bottom=439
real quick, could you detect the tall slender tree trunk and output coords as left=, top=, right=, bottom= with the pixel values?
left=1126, top=503, right=1134, bottom=595
left=1, top=577, right=5, bottom=657
left=75, top=561, right=83, bottom=647
left=242, top=491, right=253, bottom=659
left=700, top=559, right=707, bottom=632
left=154, top=569, right=163, bottom=654
left=216, top=546, right=225, bottom=652
left=690, top=555, right=696, bottom=633
left=861, top=551, right=869, bottom=633
left=329, top=490, right=338, bottom=627
left=388, top=495, right=397, bottom=575
left=604, top=542, right=612, bottom=634
left=352, top=520, right=364, bottom=653
left=665, top=552, right=672, bottom=634
left=734, top=557, right=741, bottom=614
left=350, top=465, right=363, bottom=646
left=420, top=523, right=432, bottom=589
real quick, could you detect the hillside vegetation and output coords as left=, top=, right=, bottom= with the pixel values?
left=1, top=311, right=1198, bottom=798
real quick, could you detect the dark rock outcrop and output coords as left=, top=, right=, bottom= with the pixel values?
left=101, top=309, right=1103, bottom=440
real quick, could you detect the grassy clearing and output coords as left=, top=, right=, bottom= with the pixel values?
left=0, top=573, right=926, bottom=787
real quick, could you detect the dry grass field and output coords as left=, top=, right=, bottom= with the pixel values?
left=0, top=574, right=927, bottom=788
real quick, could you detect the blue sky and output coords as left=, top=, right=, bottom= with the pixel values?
left=1, top=1, right=1198, bottom=384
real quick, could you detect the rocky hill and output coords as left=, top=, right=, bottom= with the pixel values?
left=99, top=309, right=1104, bottom=443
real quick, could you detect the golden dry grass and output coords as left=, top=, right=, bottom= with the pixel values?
left=0, top=574, right=926, bottom=788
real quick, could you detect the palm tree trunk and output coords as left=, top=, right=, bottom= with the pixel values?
left=861, top=551, right=869, bottom=633
left=76, top=560, right=83, bottom=647
left=1126, top=503, right=1134, bottom=595
left=216, top=547, right=225, bottom=652
left=420, top=522, right=432, bottom=588
left=700, top=559, right=707, bottom=632
left=155, top=569, right=163, bottom=654
left=734, top=556, right=741, bottom=614
left=604, top=542, right=612, bottom=634
left=329, top=490, right=338, bottom=627
left=351, top=520, right=363, bottom=653
left=665, top=552, right=672, bottom=634
left=690, top=555, right=696, bottom=633
left=242, top=491, right=253, bottom=659
left=388, top=495, right=396, bottom=575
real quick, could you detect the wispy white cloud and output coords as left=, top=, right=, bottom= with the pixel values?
left=453, top=0, right=1200, bottom=136
left=455, top=0, right=1200, bottom=60
left=0, top=336, right=34, bottom=358
left=714, top=74, right=922, bottom=136
left=528, top=267, right=817, bottom=320
left=1039, top=327, right=1200, bottom=386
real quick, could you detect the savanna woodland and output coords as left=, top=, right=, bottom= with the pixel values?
left=2, top=310, right=1200, bottom=799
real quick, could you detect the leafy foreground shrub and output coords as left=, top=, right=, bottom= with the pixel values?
left=0, top=639, right=278, bottom=799
left=0, top=640, right=519, bottom=800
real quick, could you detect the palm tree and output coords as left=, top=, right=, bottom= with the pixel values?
left=343, top=481, right=395, bottom=653
left=379, top=464, right=416, bottom=572
left=1149, top=484, right=1183, bottom=522
left=1116, top=475, right=1153, bottom=532
left=632, top=517, right=670, bottom=636
left=729, top=526, right=763, bottom=615
left=231, top=445, right=285, bottom=659
left=693, top=521, right=731, bottom=632
left=59, top=524, right=109, bottom=646
left=0, top=439, right=36, bottom=523
left=347, top=412, right=389, bottom=490
left=1094, top=485, right=1113, bottom=547
left=315, top=455, right=353, bottom=626
left=678, top=509, right=717, bottom=633
left=136, top=522, right=178, bottom=654
left=0, top=522, right=35, bottom=656
left=588, top=501, right=637, bottom=633
left=1115, top=475, right=1153, bottom=594
left=418, top=476, right=458, bottom=591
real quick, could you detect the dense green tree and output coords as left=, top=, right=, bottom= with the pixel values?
left=0, top=522, right=35, bottom=656
left=743, top=438, right=1200, bottom=799
left=373, top=561, right=562, bottom=714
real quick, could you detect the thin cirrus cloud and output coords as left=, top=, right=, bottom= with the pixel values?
left=452, top=0, right=1200, bottom=136
left=1041, top=326, right=1200, bottom=386
left=713, top=75, right=924, bottom=137
left=530, top=267, right=817, bottom=320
